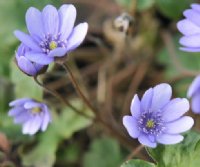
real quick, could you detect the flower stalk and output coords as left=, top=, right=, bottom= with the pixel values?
left=33, top=75, right=93, bottom=119
left=34, top=65, right=135, bottom=149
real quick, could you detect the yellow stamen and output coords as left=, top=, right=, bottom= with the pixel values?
left=146, top=120, right=155, bottom=128
left=31, top=107, right=41, bottom=114
left=49, top=41, right=57, bottom=50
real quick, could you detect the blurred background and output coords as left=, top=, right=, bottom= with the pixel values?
left=0, top=0, right=200, bottom=166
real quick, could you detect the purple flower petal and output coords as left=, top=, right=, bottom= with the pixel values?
left=14, top=4, right=88, bottom=67
left=48, top=47, right=67, bottom=57
left=14, top=112, right=30, bottom=124
left=191, top=93, right=200, bottom=114
left=26, top=7, right=44, bottom=39
left=138, top=134, right=157, bottom=148
left=8, top=107, right=24, bottom=116
left=9, top=98, right=51, bottom=135
left=66, top=23, right=88, bottom=52
left=41, top=106, right=51, bottom=131
left=180, top=35, right=200, bottom=48
left=42, top=5, right=59, bottom=35
left=34, top=63, right=44, bottom=71
left=180, top=47, right=200, bottom=52
left=123, top=116, right=140, bottom=138
left=14, top=30, right=41, bottom=52
left=17, top=43, right=30, bottom=55
left=22, top=115, right=42, bottom=135
left=130, top=95, right=141, bottom=118
left=162, top=98, right=189, bottom=122
left=177, top=19, right=200, bottom=36
left=151, top=83, right=172, bottom=111
left=191, top=4, right=200, bottom=12
left=25, top=52, right=54, bottom=65
left=187, top=75, right=200, bottom=97
left=156, top=134, right=183, bottom=145
left=15, top=44, right=44, bottom=76
left=148, top=135, right=156, bottom=143
left=59, top=4, right=76, bottom=40
left=123, top=83, right=192, bottom=148
left=187, top=76, right=200, bottom=114
left=24, top=101, right=41, bottom=109
left=183, top=9, right=200, bottom=27
left=16, top=56, right=37, bottom=76
left=177, top=5, right=200, bottom=53
left=141, top=88, right=153, bottom=112
left=22, top=117, right=33, bottom=134
left=165, top=116, right=194, bottom=134
left=9, top=98, right=31, bottom=107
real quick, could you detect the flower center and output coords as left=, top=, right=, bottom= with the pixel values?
left=40, top=33, right=67, bottom=54
left=146, top=119, right=155, bottom=128
left=138, top=111, right=165, bottom=136
left=49, top=41, right=57, bottom=50
left=31, top=107, right=41, bottom=114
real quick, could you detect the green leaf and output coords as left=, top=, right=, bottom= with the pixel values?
left=62, top=144, right=81, bottom=163
left=137, top=0, right=155, bottom=11
left=10, top=61, right=43, bottom=100
left=121, top=159, right=156, bottom=167
left=22, top=130, right=59, bottom=167
left=51, top=99, right=93, bottom=138
left=116, top=0, right=155, bottom=11
left=83, top=137, right=123, bottom=167
left=56, top=143, right=81, bottom=164
left=22, top=99, right=92, bottom=167
left=147, top=131, right=200, bottom=167
left=155, top=0, right=193, bottom=20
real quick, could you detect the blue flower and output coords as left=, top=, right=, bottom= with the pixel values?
left=187, top=75, right=200, bottom=114
left=177, top=4, right=200, bottom=52
left=8, top=98, right=51, bottom=135
left=14, top=4, right=88, bottom=65
left=15, top=44, right=45, bottom=76
left=123, top=83, right=194, bottom=148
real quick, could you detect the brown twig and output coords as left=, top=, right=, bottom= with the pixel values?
left=126, top=145, right=144, bottom=160
left=121, top=57, right=153, bottom=118
left=167, top=74, right=193, bottom=84
left=106, top=63, right=136, bottom=115
left=87, top=35, right=110, bottom=57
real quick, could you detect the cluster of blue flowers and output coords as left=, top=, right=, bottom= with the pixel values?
left=9, top=4, right=88, bottom=135
left=8, top=3, right=200, bottom=148
left=123, top=3, right=200, bottom=148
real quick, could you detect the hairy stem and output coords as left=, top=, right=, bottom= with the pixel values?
left=60, top=62, right=135, bottom=149
left=61, top=63, right=97, bottom=114
left=33, top=76, right=93, bottom=119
